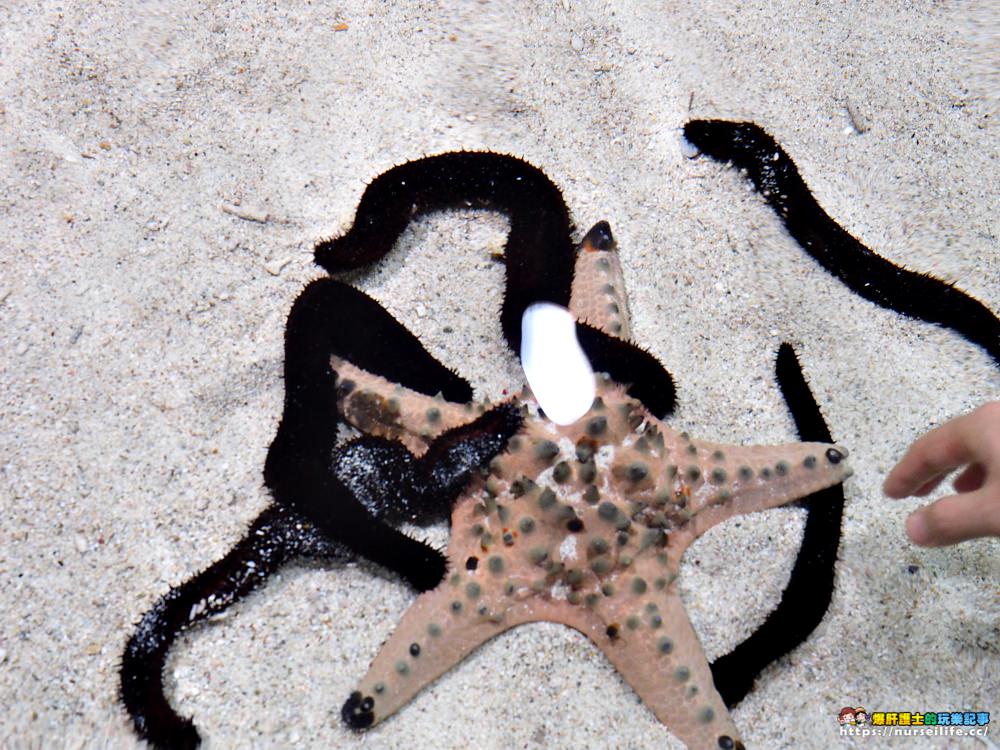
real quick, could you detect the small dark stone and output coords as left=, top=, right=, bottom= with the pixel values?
left=409, top=643, right=420, bottom=657
left=465, top=556, right=479, bottom=571
left=826, top=447, right=844, bottom=464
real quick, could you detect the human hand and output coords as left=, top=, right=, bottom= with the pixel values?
left=883, top=402, right=1000, bottom=546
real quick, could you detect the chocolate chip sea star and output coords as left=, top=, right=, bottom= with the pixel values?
left=339, top=223, right=852, bottom=750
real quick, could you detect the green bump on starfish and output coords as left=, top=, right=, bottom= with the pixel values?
left=575, top=441, right=595, bottom=462
left=590, top=558, right=611, bottom=575
left=578, top=461, right=597, bottom=484
left=710, top=467, right=727, bottom=484
left=738, top=465, right=753, bottom=481
left=487, top=556, right=504, bottom=574
left=519, top=516, right=536, bottom=534
left=775, top=460, right=790, bottom=476
left=582, top=485, right=600, bottom=503
left=528, top=547, right=548, bottom=565
left=427, top=623, right=442, bottom=638
left=626, top=615, right=641, bottom=630
left=658, top=637, right=674, bottom=654
left=553, top=461, right=571, bottom=483
left=589, top=537, right=609, bottom=555
left=597, top=501, right=618, bottom=522
left=631, top=577, right=648, bottom=595
left=538, top=487, right=557, bottom=510
left=699, top=707, right=715, bottom=724
left=426, top=407, right=441, bottom=424
left=535, top=440, right=559, bottom=462
left=674, top=666, right=691, bottom=682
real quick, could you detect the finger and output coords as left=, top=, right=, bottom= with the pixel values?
left=913, top=474, right=947, bottom=497
left=953, top=463, right=986, bottom=493
left=905, top=488, right=1000, bottom=546
left=883, top=414, right=982, bottom=498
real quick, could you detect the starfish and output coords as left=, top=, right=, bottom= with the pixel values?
left=340, top=223, right=853, bottom=750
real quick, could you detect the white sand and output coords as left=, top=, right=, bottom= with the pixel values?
left=1, top=2, right=997, bottom=748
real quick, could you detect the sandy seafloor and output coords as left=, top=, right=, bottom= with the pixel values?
left=1, top=1, right=998, bottom=748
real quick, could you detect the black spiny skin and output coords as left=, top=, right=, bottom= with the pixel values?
left=710, top=344, right=847, bottom=707
left=683, top=119, right=1000, bottom=367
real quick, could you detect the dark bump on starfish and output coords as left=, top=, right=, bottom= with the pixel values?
left=450, top=600, right=462, bottom=613
left=465, top=556, right=479, bottom=571
left=538, top=487, right=557, bottom=510
left=712, top=449, right=725, bottom=461
left=427, top=623, right=442, bottom=638
left=602, top=583, right=615, bottom=597
left=606, top=624, right=620, bottom=640
left=658, top=637, right=674, bottom=654
left=775, top=460, right=790, bottom=476
left=616, top=531, right=629, bottom=546
left=581, top=220, right=615, bottom=251
left=566, top=568, right=584, bottom=587
left=471, top=523, right=484, bottom=536
left=826, top=447, right=844, bottom=464
left=567, top=517, right=584, bottom=533
left=650, top=614, right=663, bottom=628
left=488, top=555, right=504, bottom=574
left=699, top=707, right=715, bottom=724
left=395, top=660, right=409, bottom=675
left=675, top=666, right=691, bottom=682
left=497, top=504, right=510, bottom=522
left=587, top=416, right=608, bottom=436
left=510, top=479, right=527, bottom=497
left=449, top=572, right=462, bottom=586
left=425, top=406, right=441, bottom=424
left=488, top=456, right=504, bottom=477
left=578, top=461, right=597, bottom=484
left=597, top=501, right=618, bottom=522
left=336, top=378, right=356, bottom=396
left=738, top=465, right=753, bottom=481
left=409, top=643, right=421, bottom=657
left=654, top=577, right=667, bottom=590
left=465, top=582, right=481, bottom=600
left=607, top=302, right=620, bottom=315
left=626, top=615, right=640, bottom=630
left=590, top=558, right=611, bottom=575
left=575, top=440, right=595, bottom=462
left=686, top=443, right=697, bottom=455
left=535, top=440, right=559, bottom=463
left=519, top=516, right=535, bottom=534
left=760, top=467, right=772, bottom=480
left=634, top=436, right=650, bottom=454
left=685, top=466, right=701, bottom=483
left=528, top=547, right=548, bottom=565
left=631, top=577, right=647, bottom=595
left=591, top=396, right=605, bottom=411
left=583, top=485, right=600, bottom=504
left=589, top=537, right=609, bottom=556
left=626, top=462, right=649, bottom=482
left=803, top=455, right=817, bottom=469
left=710, top=467, right=727, bottom=484
left=342, top=691, right=375, bottom=730
left=552, top=461, right=571, bottom=483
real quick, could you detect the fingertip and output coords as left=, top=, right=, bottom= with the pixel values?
left=905, top=511, right=932, bottom=546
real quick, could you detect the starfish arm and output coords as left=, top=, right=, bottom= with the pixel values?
left=333, top=356, right=483, bottom=456
left=570, top=221, right=633, bottom=340
left=671, top=432, right=852, bottom=545
left=596, top=588, right=745, bottom=750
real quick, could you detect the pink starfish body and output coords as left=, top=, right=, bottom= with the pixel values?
left=338, top=231, right=852, bottom=750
